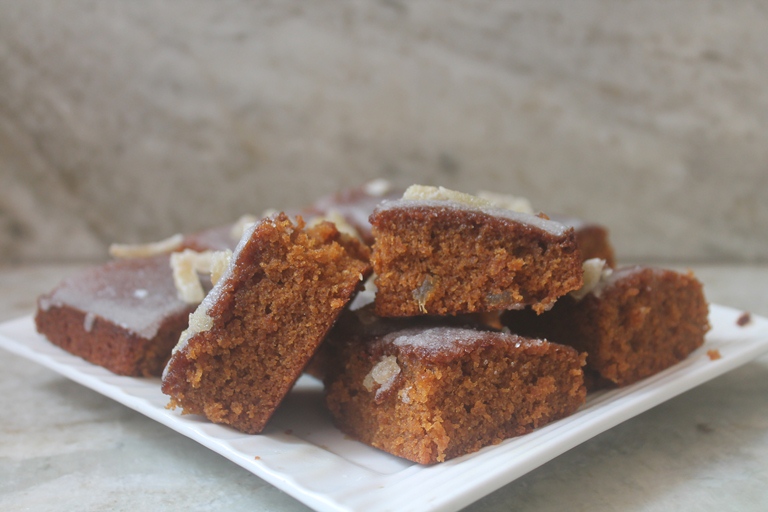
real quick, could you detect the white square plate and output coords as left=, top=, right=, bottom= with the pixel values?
left=2, top=304, right=768, bottom=512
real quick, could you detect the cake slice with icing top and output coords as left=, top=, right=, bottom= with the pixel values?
left=323, top=317, right=586, bottom=464
left=369, top=185, right=583, bottom=316
left=161, top=213, right=372, bottom=434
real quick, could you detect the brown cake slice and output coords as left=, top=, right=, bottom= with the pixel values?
left=35, top=254, right=200, bottom=377
left=324, top=323, right=586, bottom=464
left=501, top=265, right=710, bottom=388
left=370, top=186, right=583, bottom=316
left=161, top=213, right=372, bottom=434
left=34, top=214, right=252, bottom=377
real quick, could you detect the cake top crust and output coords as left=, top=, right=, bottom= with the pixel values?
left=373, top=198, right=569, bottom=237
left=586, top=265, right=656, bottom=298
left=37, top=254, right=193, bottom=339
left=371, top=326, right=547, bottom=363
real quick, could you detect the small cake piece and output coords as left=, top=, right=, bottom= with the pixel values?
left=324, top=324, right=586, bottom=464
left=370, top=186, right=583, bottom=316
left=501, top=266, right=710, bottom=387
left=35, top=254, right=200, bottom=376
left=550, top=215, right=617, bottom=268
left=37, top=219, right=242, bottom=377
left=161, top=213, right=372, bottom=434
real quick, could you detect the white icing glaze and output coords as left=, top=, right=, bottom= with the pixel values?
left=41, top=255, right=193, bottom=340
left=383, top=326, right=541, bottom=359
left=549, top=214, right=589, bottom=230
left=391, top=327, right=487, bottom=353
left=377, top=191, right=569, bottom=237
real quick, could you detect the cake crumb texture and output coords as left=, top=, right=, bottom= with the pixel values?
left=161, top=214, right=371, bottom=434
left=370, top=204, right=583, bottom=316
left=502, top=267, right=710, bottom=387
left=324, top=326, right=586, bottom=464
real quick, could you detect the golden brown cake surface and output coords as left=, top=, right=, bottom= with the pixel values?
left=324, top=323, right=586, bottom=464
left=161, top=213, right=372, bottom=434
left=370, top=199, right=583, bottom=316
left=502, top=266, right=710, bottom=387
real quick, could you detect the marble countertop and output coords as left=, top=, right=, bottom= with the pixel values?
left=1, top=263, right=767, bottom=511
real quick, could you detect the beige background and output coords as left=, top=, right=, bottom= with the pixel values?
left=2, top=1, right=767, bottom=264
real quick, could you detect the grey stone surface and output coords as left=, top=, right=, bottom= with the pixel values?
left=2, top=1, right=767, bottom=263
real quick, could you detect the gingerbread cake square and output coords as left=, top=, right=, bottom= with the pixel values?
left=161, top=213, right=372, bottom=434
left=35, top=254, right=199, bottom=377
left=502, top=265, right=710, bottom=387
left=324, top=322, right=586, bottom=464
left=369, top=186, right=583, bottom=316
left=35, top=215, right=252, bottom=377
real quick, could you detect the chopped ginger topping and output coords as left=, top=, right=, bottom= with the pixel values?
left=109, top=234, right=183, bottom=258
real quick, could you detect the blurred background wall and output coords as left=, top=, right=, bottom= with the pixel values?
left=1, top=0, right=766, bottom=264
